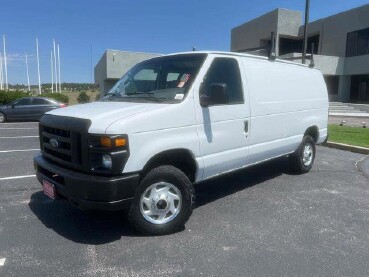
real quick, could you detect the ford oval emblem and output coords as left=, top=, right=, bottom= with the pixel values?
left=50, top=138, right=59, bottom=148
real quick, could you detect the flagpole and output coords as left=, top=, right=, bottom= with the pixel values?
left=3, top=35, right=8, bottom=90
left=36, top=37, right=42, bottom=94
left=25, top=53, right=30, bottom=91
left=57, top=43, right=61, bottom=92
left=0, top=53, right=3, bottom=90
left=53, top=39, right=58, bottom=92
left=50, top=50, right=54, bottom=93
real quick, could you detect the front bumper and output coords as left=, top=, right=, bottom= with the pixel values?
left=34, top=154, right=140, bottom=211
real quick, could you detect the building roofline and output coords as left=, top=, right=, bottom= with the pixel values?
left=232, top=9, right=278, bottom=31
left=233, top=3, right=369, bottom=30
left=308, top=3, right=369, bottom=26
left=232, top=8, right=302, bottom=31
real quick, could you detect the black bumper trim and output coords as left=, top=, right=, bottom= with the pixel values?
left=34, top=154, right=140, bottom=211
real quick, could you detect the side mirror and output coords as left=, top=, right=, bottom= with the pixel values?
left=11, top=105, right=15, bottom=109
left=210, top=83, right=229, bottom=105
left=200, top=83, right=229, bottom=107
left=200, top=93, right=211, bottom=107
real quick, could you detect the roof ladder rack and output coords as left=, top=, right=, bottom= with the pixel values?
left=268, top=32, right=277, bottom=61
left=309, top=43, right=315, bottom=68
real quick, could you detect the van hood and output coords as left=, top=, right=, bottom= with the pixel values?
left=46, top=101, right=167, bottom=132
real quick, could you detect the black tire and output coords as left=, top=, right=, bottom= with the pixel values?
left=0, top=112, right=6, bottom=123
left=128, top=165, right=195, bottom=235
left=289, top=135, right=316, bottom=174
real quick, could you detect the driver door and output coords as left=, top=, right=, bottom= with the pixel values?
left=195, top=56, right=250, bottom=180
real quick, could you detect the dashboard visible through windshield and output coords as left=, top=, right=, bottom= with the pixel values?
left=103, top=54, right=207, bottom=103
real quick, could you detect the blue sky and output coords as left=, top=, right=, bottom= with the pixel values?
left=1, top=0, right=368, bottom=84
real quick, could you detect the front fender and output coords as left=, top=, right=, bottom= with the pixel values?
left=122, top=125, right=203, bottom=179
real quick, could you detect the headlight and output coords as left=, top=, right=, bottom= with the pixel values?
left=102, top=154, right=112, bottom=169
left=100, top=136, right=127, bottom=148
left=89, top=134, right=129, bottom=173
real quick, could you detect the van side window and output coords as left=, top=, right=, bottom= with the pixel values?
left=203, top=58, right=244, bottom=104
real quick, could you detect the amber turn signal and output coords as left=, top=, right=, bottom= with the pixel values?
left=99, top=136, right=126, bottom=148
left=115, top=138, right=127, bottom=147
left=100, top=136, right=112, bottom=148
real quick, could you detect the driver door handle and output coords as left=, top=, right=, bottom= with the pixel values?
left=244, top=120, right=249, bottom=136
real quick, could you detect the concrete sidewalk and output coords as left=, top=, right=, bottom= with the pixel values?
left=329, top=116, right=369, bottom=127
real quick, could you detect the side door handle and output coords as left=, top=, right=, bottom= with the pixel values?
left=244, top=120, right=249, bottom=137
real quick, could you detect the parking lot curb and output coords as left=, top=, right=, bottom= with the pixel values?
left=357, top=156, right=369, bottom=179
left=323, top=141, right=369, bottom=155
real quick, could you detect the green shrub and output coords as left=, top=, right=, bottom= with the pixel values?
left=95, top=93, right=100, bottom=101
left=0, top=90, right=30, bottom=105
left=41, top=93, right=69, bottom=104
left=77, top=91, right=90, bottom=103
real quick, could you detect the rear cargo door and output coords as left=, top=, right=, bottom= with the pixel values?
left=195, top=56, right=250, bottom=179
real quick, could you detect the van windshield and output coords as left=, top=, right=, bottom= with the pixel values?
left=103, top=54, right=207, bottom=103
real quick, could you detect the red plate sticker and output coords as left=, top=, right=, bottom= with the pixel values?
left=43, top=180, right=56, bottom=200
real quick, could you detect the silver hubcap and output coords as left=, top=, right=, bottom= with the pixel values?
left=140, top=182, right=182, bottom=225
left=0, top=113, right=4, bottom=122
left=303, top=144, right=314, bottom=166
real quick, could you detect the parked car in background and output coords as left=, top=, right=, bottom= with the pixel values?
left=0, top=97, right=67, bottom=123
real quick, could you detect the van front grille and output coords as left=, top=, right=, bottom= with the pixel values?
left=39, top=115, right=91, bottom=171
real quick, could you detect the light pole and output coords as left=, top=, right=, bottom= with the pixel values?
left=302, top=0, right=310, bottom=64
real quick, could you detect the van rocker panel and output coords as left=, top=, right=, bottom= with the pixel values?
left=34, top=154, right=139, bottom=211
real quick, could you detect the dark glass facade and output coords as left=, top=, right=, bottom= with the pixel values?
left=346, top=27, right=369, bottom=57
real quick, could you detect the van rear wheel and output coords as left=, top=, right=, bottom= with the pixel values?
left=128, top=165, right=195, bottom=235
left=289, top=135, right=316, bottom=174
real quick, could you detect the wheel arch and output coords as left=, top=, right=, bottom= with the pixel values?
left=141, top=148, right=198, bottom=183
left=304, top=125, right=319, bottom=143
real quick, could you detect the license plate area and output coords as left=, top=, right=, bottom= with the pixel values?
left=43, top=180, right=57, bottom=200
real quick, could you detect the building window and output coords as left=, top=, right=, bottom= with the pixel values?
left=346, top=27, right=369, bottom=57
left=279, top=35, right=319, bottom=56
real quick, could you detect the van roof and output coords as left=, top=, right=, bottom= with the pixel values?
left=164, top=51, right=316, bottom=70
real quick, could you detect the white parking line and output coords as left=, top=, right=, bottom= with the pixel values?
left=0, top=149, right=39, bottom=153
left=0, top=175, right=36, bottom=181
left=0, top=258, right=5, bottom=266
left=1, top=122, right=37, bottom=124
left=0, top=128, right=37, bottom=130
left=0, top=136, right=38, bottom=139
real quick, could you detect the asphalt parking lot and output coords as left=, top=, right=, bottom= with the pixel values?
left=0, top=122, right=369, bottom=276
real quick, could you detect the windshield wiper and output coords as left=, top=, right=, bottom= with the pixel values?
left=103, top=93, right=163, bottom=103
left=125, top=96, right=163, bottom=103
left=126, top=91, right=154, bottom=95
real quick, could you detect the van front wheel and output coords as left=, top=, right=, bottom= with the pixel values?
left=289, top=135, right=316, bottom=174
left=128, top=165, right=195, bottom=235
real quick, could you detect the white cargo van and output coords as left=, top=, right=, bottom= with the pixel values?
left=34, top=51, right=328, bottom=235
